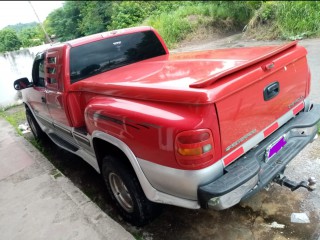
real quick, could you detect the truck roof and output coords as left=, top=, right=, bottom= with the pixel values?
left=66, top=26, right=153, bottom=47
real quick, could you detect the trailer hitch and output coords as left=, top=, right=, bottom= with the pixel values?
left=273, top=174, right=316, bottom=192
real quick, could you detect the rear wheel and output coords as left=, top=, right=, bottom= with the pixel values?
left=102, top=155, right=162, bottom=226
left=26, top=109, right=44, bottom=140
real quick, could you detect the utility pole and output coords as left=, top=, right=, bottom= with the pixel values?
left=28, top=1, right=52, bottom=44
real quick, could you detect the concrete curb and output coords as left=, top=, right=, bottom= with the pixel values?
left=0, top=118, right=134, bottom=240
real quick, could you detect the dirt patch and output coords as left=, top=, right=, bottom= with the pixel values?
left=243, top=22, right=281, bottom=41
left=176, top=24, right=240, bottom=50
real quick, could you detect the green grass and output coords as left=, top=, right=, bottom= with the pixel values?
left=143, top=1, right=254, bottom=48
left=245, top=1, right=320, bottom=40
left=0, top=104, right=51, bottom=158
left=0, top=104, right=26, bottom=135
left=276, top=1, right=320, bottom=40
left=0, top=102, right=22, bottom=111
left=110, top=1, right=320, bottom=47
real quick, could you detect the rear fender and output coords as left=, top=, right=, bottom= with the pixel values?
left=84, top=96, right=221, bottom=170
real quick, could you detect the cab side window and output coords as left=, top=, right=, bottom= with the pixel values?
left=32, top=58, right=45, bottom=87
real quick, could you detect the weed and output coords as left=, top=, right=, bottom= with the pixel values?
left=50, top=169, right=63, bottom=179
left=0, top=102, right=23, bottom=112
left=245, top=1, right=320, bottom=40
left=132, top=232, right=144, bottom=240
left=0, top=104, right=26, bottom=135
left=0, top=105, right=52, bottom=159
left=144, top=1, right=254, bottom=48
left=277, top=1, right=320, bottom=39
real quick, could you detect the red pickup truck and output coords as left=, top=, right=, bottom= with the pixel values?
left=14, top=26, right=319, bottom=226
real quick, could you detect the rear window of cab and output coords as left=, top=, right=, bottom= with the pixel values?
left=69, top=30, right=166, bottom=83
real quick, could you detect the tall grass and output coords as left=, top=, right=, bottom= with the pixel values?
left=245, top=1, right=320, bottom=40
left=112, top=1, right=320, bottom=45
left=143, top=2, right=254, bottom=48
left=276, top=1, right=320, bottom=39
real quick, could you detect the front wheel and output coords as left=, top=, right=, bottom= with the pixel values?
left=102, top=155, right=162, bottom=226
left=26, top=108, right=44, bottom=140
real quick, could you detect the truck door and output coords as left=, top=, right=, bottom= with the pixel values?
left=45, top=50, right=75, bottom=141
left=27, top=52, right=52, bottom=127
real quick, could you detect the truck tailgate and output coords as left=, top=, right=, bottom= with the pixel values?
left=214, top=44, right=309, bottom=164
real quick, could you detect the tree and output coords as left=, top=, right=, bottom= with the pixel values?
left=0, top=29, right=22, bottom=52
left=79, top=1, right=113, bottom=35
left=109, top=1, right=150, bottom=30
left=45, top=1, right=83, bottom=41
left=18, top=26, right=44, bottom=48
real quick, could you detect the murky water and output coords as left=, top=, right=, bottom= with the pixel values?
left=0, top=45, right=49, bottom=108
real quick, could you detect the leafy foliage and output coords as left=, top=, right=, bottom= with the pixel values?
left=2, top=22, right=46, bottom=49
left=4, top=22, right=38, bottom=33
left=1, top=1, right=320, bottom=52
left=276, top=1, right=320, bottom=39
left=79, top=1, right=113, bottom=35
left=0, top=29, right=22, bottom=52
left=45, top=1, right=113, bottom=41
left=144, top=1, right=255, bottom=48
left=18, top=27, right=44, bottom=47
left=108, top=1, right=185, bottom=30
left=45, top=1, right=83, bottom=41
left=245, top=1, right=320, bottom=40
left=109, top=1, right=150, bottom=29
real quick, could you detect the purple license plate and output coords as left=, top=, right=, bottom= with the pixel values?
left=266, top=136, right=287, bottom=160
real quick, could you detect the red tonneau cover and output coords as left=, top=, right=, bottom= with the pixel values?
left=189, top=41, right=298, bottom=88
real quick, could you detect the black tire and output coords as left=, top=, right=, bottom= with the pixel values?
left=26, top=108, right=44, bottom=140
left=102, top=155, right=162, bottom=226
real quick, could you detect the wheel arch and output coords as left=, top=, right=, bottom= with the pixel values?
left=90, top=131, right=201, bottom=209
left=93, top=136, right=133, bottom=173
left=91, top=131, right=148, bottom=184
left=24, top=102, right=32, bottom=111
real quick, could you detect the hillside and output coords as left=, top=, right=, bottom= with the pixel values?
left=1, top=1, right=320, bottom=52
left=4, top=22, right=37, bottom=33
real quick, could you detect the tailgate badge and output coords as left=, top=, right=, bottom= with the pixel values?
left=288, top=96, right=304, bottom=109
left=226, top=129, right=257, bottom=152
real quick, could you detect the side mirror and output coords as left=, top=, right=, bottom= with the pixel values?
left=13, top=77, right=32, bottom=90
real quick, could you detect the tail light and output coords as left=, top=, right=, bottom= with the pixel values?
left=175, top=129, right=215, bottom=169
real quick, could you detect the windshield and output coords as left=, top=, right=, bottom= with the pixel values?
left=69, top=30, right=166, bottom=83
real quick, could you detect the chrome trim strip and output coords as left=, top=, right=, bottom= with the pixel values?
left=73, top=132, right=91, bottom=146
left=36, top=113, right=52, bottom=125
left=92, top=130, right=200, bottom=209
left=53, top=122, right=73, bottom=137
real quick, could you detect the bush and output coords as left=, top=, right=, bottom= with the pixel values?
left=276, top=1, right=320, bottom=39
left=108, top=1, right=151, bottom=29
left=145, top=13, right=193, bottom=48
left=144, top=1, right=255, bottom=48
left=245, top=1, right=320, bottom=40
left=0, top=29, right=22, bottom=52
